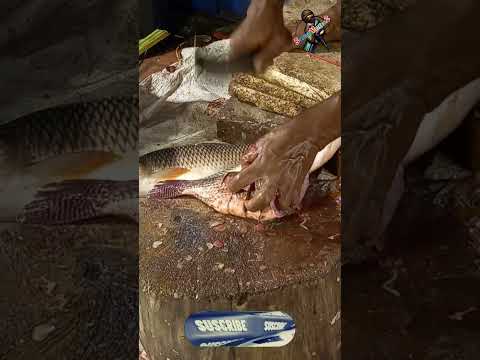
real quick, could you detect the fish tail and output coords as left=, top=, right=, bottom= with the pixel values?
left=148, top=180, right=193, bottom=199
left=20, top=194, right=98, bottom=225
left=20, top=179, right=137, bottom=225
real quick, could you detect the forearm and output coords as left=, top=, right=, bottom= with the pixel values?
left=293, top=92, right=341, bottom=149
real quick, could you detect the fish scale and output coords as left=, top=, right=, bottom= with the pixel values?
left=149, top=169, right=338, bottom=221
left=149, top=172, right=276, bottom=221
left=146, top=138, right=343, bottom=220
left=21, top=180, right=138, bottom=224
left=0, top=96, right=139, bottom=224
left=6, top=96, right=138, bottom=165
left=140, top=143, right=249, bottom=175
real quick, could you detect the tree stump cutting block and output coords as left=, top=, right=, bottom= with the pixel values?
left=139, top=178, right=341, bottom=360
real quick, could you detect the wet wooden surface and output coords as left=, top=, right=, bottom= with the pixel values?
left=343, top=162, right=480, bottom=359
left=139, top=177, right=341, bottom=359
left=0, top=223, right=138, bottom=359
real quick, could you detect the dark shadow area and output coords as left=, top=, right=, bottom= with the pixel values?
left=0, top=2, right=138, bottom=359
left=341, top=0, right=480, bottom=358
left=343, top=87, right=480, bottom=359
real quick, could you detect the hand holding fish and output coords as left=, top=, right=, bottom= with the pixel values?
left=227, top=93, right=341, bottom=213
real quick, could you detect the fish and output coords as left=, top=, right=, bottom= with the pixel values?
left=19, top=180, right=138, bottom=225
left=147, top=138, right=341, bottom=220
left=1, top=96, right=137, bottom=168
left=148, top=170, right=338, bottom=221
left=0, top=96, right=138, bottom=223
left=148, top=171, right=278, bottom=221
left=139, top=142, right=249, bottom=196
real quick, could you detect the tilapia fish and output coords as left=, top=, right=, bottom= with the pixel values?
left=145, top=138, right=341, bottom=220
left=139, top=142, right=249, bottom=196
left=0, top=96, right=138, bottom=224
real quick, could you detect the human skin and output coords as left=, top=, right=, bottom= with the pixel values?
left=227, top=0, right=341, bottom=212
left=229, top=0, right=479, bottom=229
left=230, top=0, right=341, bottom=73
left=226, top=94, right=340, bottom=212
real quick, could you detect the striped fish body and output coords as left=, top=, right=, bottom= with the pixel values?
left=139, top=143, right=248, bottom=196
left=0, top=96, right=138, bottom=223
left=145, top=138, right=342, bottom=220
left=1, top=96, right=138, bottom=170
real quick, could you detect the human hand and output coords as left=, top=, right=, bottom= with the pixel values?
left=230, top=0, right=293, bottom=73
left=226, top=94, right=341, bottom=213
left=226, top=124, right=319, bottom=213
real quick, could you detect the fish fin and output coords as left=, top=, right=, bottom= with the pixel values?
left=0, top=223, right=21, bottom=235
left=148, top=180, right=190, bottom=200
left=20, top=195, right=98, bottom=225
left=152, top=167, right=191, bottom=181
left=140, top=168, right=197, bottom=197
left=27, top=151, right=120, bottom=181
left=86, top=150, right=138, bottom=180
left=19, top=179, right=136, bottom=225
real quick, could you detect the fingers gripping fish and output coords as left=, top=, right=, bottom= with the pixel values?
left=148, top=171, right=278, bottom=221
left=145, top=138, right=341, bottom=220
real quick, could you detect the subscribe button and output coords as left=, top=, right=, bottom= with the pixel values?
left=184, top=311, right=295, bottom=347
